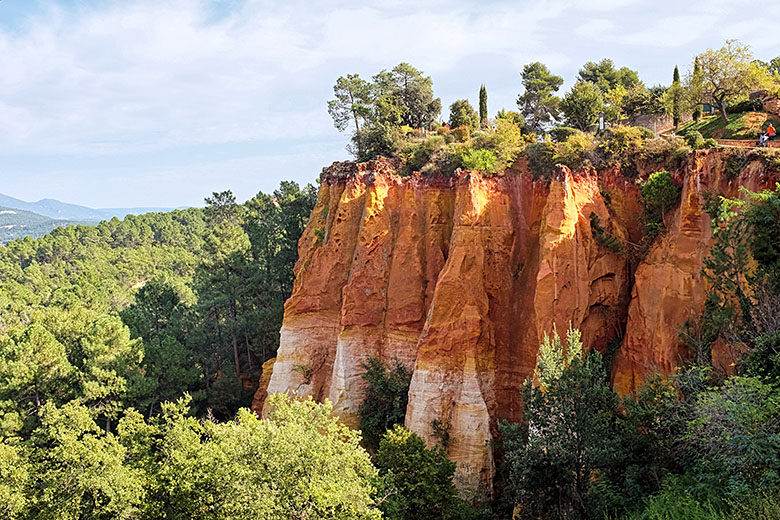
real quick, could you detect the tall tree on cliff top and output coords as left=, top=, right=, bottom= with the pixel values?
left=697, top=40, right=772, bottom=123
left=560, top=81, right=604, bottom=130
left=517, top=61, right=564, bottom=133
left=372, top=63, right=441, bottom=128
left=578, top=58, right=641, bottom=93
left=690, top=57, right=704, bottom=122
left=479, top=84, right=488, bottom=127
left=328, top=74, right=373, bottom=134
left=669, top=66, right=683, bottom=128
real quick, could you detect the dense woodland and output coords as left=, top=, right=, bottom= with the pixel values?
left=1, top=40, right=780, bottom=520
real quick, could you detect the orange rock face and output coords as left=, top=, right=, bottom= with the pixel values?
left=260, top=150, right=779, bottom=491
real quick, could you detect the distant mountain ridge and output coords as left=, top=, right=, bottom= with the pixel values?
left=0, top=206, right=86, bottom=244
left=0, top=193, right=183, bottom=221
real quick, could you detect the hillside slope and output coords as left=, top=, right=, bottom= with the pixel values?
left=0, top=207, right=84, bottom=244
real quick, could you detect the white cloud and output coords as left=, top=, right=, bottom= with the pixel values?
left=0, top=0, right=775, bottom=206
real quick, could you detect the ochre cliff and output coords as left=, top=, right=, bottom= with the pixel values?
left=259, top=150, right=779, bottom=491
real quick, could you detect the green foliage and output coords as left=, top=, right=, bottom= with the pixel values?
left=351, top=122, right=403, bottom=162
left=549, top=126, right=582, bottom=143
left=684, top=376, right=780, bottom=499
left=358, top=357, right=412, bottom=453
left=452, top=124, right=471, bottom=143
left=460, top=148, right=498, bottom=174
left=685, top=130, right=705, bottom=150
left=590, top=212, right=622, bottom=254
left=376, top=425, right=473, bottom=520
left=449, top=99, right=478, bottom=130
left=578, top=58, right=642, bottom=93
left=502, top=341, right=624, bottom=520
left=703, top=137, right=718, bottom=149
left=639, top=170, right=680, bottom=237
left=372, top=63, right=442, bottom=129
left=517, top=61, right=564, bottom=133
left=478, top=85, right=488, bottom=127
left=553, top=132, right=595, bottom=170
left=561, top=81, right=605, bottom=130
left=598, top=126, right=649, bottom=169
left=697, top=39, right=775, bottom=122
left=473, top=119, right=526, bottom=171
left=327, top=73, right=373, bottom=134
left=534, top=324, right=583, bottom=387
left=524, top=141, right=557, bottom=179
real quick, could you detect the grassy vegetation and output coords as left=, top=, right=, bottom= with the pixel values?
left=678, top=111, right=780, bottom=140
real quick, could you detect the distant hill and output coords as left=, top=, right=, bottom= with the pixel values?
left=0, top=207, right=86, bottom=244
left=0, top=193, right=183, bottom=221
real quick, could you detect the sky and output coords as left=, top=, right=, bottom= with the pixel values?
left=0, top=0, right=776, bottom=208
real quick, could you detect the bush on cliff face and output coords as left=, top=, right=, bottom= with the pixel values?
left=358, top=357, right=412, bottom=453
left=639, top=170, right=680, bottom=238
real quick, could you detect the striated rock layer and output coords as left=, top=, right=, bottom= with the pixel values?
left=260, top=150, right=779, bottom=491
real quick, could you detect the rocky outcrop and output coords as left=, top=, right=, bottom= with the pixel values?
left=260, top=149, right=779, bottom=491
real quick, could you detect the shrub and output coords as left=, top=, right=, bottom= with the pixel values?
left=685, top=130, right=705, bottom=150
left=351, top=122, right=402, bottom=162
left=473, top=119, right=525, bottom=170
left=554, top=133, right=595, bottom=170
left=549, top=126, right=582, bottom=143
left=524, top=141, right=557, bottom=179
left=641, top=136, right=692, bottom=169
left=589, top=212, right=622, bottom=254
left=703, top=138, right=718, bottom=149
left=452, top=125, right=471, bottom=142
left=460, top=148, right=498, bottom=174
left=436, top=125, right=450, bottom=136
left=635, top=126, right=657, bottom=139
left=597, top=126, right=647, bottom=167
left=358, top=357, right=412, bottom=453
left=403, top=135, right=446, bottom=173
left=376, top=425, right=474, bottom=520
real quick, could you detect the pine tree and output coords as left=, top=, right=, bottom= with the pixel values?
left=479, top=84, right=488, bottom=127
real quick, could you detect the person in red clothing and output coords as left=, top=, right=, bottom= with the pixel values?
left=768, top=123, right=776, bottom=141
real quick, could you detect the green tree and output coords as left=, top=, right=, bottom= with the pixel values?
left=684, top=376, right=780, bottom=500
left=560, top=81, right=604, bottom=130
left=640, top=170, right=680, bottom=236
left=358, top=357, right=411, bottom=453
left=376, top=425, right=471, bottom=520
left=328, top=74, right=373, bottom=134
left=697, top=40, right=772, bottom=123
left=534, top=324, right=583, bottom=388
left=0, top=324, right=73, bottom=435
left=372, top=63, right=441, bottom=129
left=448, top=99, right=479, bottom=130
left=501, top=335, right=624, bottom=519
left=578, top=58, right=641, bottom=92
left=672, top=66, right=682, bottom=128
left=123, top=394, right=381, bottom=520
left=28, top=401, right=145, bottom=520
left=690, top=57, right=704, bottom=122
left=478, top=84, right=488, bottom=127
left=0, top=440, right=29, bottom=519
left=517, top=61, right=564, bottom=133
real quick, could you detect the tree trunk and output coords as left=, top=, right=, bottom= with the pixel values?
left=717, top=97, right=728, bottom=124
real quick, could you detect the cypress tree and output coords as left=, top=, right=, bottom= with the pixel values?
left=479, top=84, right=488, bottom=127
left=692, top=57, right=703, bottom=122
left=672, top=65, right=681, bottom=128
